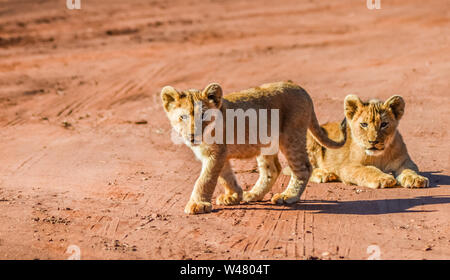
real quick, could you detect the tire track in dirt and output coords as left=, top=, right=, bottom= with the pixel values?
left=30, top=55, right=155, bottom=121
left=50, top=58, right=178, bottom=122
left=299, top=186, right=315, bottom=259
left=155, top=171, right=197, bottom=214
left=103, top=61, right=174, bottom=108
left=85, top=188, right=146, bottom=255
left=8, top=129, right=65, bottom=178
left=264, top=175, right=307, bottom=259
left=217, top=172, right=300, bottom=259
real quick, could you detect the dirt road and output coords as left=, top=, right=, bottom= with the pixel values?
left=0, top=0, right=449, bottom=259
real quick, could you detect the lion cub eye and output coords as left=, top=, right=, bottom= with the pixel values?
left=380, top=122, right=388, bottom=128
left=360, top=122, right=368, bottom=128
left=179, top=115, right=189, bottom=121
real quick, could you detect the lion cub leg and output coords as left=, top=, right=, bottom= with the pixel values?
left=272, top=135, right=311, bottom=205
left=340, top=165, right=397, bottom=189
left=185, top=150, right=226, bottom=215
left=243, top=155, right=281, bottom=202
left=395, top=159, right=429, bottom=188
left=216, top=161, right=243, bottom=206
left=309, top=168, right=339, bottom=183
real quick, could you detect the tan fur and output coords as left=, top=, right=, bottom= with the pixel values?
left=303, top=94, right=429, bottom=189
left=161, top=81, right=346, bottom=214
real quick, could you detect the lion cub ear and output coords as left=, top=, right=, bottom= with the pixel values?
left=161, top=86, right=179, bottom=112
left=384, top=95, right=405, bottom=120
left=344, top=94, right=363, bottom=120
left=202, top=83, right=223, bottom=108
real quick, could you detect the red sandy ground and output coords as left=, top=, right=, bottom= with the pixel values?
left=0, top=0, right=449, bottom=260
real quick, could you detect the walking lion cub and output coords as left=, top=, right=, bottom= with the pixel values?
left=161, top=81, right=346, bottom=214
left=304, top=94, right=429, bottom=189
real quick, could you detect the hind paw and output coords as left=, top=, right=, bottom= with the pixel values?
left=216, top=193, right=242, bottom=206
left=310, top=169, right=339, bottom=183
left=242, top=191, right=264, bottom=203
left=271, top=193, right=300, bottom=205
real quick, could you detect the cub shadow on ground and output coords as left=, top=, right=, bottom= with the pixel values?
left=420, top=170, right=450, bottom=187
left=288, top=195, right=450, bottom=215
left=219, top=195, right=450, bottom=215
left=216, top=171, right=450, bottom=215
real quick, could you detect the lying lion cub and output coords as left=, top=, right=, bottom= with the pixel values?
left=303, top=94, right=429, bottom=189
left=161, top=81, right=346, bottom=214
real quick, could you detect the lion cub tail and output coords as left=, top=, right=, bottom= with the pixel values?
left=308, top=110, right=347, bottom=149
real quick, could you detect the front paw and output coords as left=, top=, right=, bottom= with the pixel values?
left=367, top=174, right=397, bottom=189
left=398, top=173, right=429, bottom=188
left=216, top=192, right=242, bottom=206
left=184, top=200, right=212, bottom=214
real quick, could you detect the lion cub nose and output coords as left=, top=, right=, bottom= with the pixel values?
left=368, top=140, right=379, bottom=145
